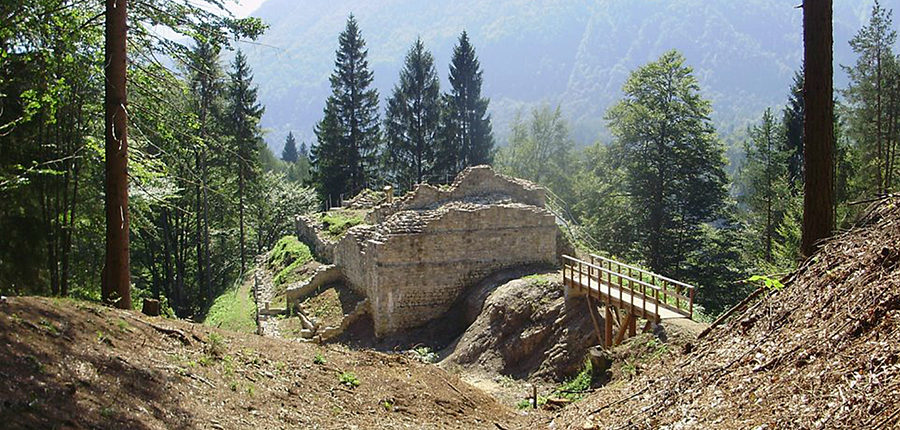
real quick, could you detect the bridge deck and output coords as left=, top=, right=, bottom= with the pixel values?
left=568, top=274, right=687, bottom=321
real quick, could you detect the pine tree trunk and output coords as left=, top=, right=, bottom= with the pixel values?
left=202, top=151, right=212, bottom=304
left=195, top=151, right=205, bottom=305
left=801, top=0, right=835, bottom=258
left=239, top=171, right=246, bottom=274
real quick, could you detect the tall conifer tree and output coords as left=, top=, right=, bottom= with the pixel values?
left=282, top=131, right=299, bottom=163
left=437, top=31, right=494, bottom=176
left=227, top=50, right=264, bottom=273
left=782, top=70, right=805, bottom=189
left=384, top=38, right=441, bottom=187
left=312, top=15, right=380, bottom=200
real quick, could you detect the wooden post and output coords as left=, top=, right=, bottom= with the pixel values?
left=613, top=312, right=635, bottom=346
left=604, top=306, right=613, bottom=348
left=586, top=296, right=603, bottom=346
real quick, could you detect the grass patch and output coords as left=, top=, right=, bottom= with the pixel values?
left=523, top=273, right=552, bottom=288
left=204, top=278, right=257, bottom=333
left=320, top=210, right=366, bottom=239
left=268, top=236, right=314, bottom=287
left=553, top=359, right=595, bottom=402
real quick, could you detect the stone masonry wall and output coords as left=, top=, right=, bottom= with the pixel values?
left=332, top=167, right=559, bottom=336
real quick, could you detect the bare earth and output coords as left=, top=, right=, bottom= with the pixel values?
left=0, top=297, right=534, bottom=430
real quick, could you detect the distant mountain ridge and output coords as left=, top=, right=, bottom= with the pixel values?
left=239, top=0, right=885, bottom=153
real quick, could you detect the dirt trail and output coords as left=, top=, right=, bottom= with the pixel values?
left=0, top=297, right=534, bottom=430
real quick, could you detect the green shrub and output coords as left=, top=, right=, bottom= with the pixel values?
left=554, top=359, right=594, bottom=401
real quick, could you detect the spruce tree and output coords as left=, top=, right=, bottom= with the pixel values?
left=606, top=50, right=728, bottom=277
left=299, top=142, right=309, bottom=158
left=311, top=15, right=380, bottom=200
left=187, top=35, right=226, bottom=306
left=739, top=108, right=791, bottom=264
left=844, top=0, right=899, bottom=195
left=282, top=131, right=299, bottom=163
left=782, top=70, right=805, bottom=189
left=384, top=38, right=441, bottom=187
left=437, top=31, right=494, bottom=176
left=227, top=50, right=265, bottom=273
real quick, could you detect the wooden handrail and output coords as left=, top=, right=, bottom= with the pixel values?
left=589, top=254, right=696, bottom=292
left=563, top=255, right=666, bottom=295
left=562, top=254, right=694, bottom=319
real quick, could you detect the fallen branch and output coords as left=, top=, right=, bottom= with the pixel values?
left=590, top=386, right=648, bottom=415
left=698, top=287, right=765, bottom=340
left=188, top=372, right=216, bottom=388
left=126, top=315, right=191, bottom=346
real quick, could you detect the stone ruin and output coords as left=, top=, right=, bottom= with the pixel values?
left=289, top=166, right=563, bottom=337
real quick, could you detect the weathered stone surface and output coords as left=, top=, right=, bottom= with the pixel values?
left=294, top=166, right=561, bottom=337
left=285, top=265, right=343, bottom=304
left=294, top=215, right=337, bottom=264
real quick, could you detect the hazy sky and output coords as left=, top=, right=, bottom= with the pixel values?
left=225, top=0, right=267, bottom=17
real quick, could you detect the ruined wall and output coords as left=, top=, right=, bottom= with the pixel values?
left=293, top=166, right=560, bottom=337
left=294, top=216, right=336, bottom=264
left=336, top=204, right=557, bottom=336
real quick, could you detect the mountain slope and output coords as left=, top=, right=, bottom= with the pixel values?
left=241, top=0, right=881, bottom=152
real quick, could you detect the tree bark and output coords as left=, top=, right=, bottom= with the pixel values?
left=103, top=0, right=131, bottom=309
left=801, top=0, right=835, bottom=258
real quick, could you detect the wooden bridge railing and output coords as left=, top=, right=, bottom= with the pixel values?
left=562, top=255, right=695, bottom=321
left=589, top=254, right=695, bottom=318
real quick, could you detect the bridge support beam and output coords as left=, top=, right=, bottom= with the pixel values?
left=604, top=306, right=613, bottom=348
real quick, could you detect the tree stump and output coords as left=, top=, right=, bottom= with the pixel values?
left=142, top=298, right=160, bottom=317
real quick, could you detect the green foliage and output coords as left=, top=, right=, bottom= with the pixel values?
left=736, top=108, right=792, bottom=266
left=268, top=236, right=314, bottom=287
left=383, top=38, right=442, bottom=187
left=746, top=274, right=785, bottom=291
left=206, top=333, right=227, bottom=358
left=605, top=50, right=730, bottom=280
left=313, top=354, right=327, bottom=365
left=411, top=346, right=439, bottom=363
left=843, top=0, right=899, bottom=197
left=436, top=31, right=494, bottom=176
left=282, top=131, right=300, bottom=163
left=204, top=278, right=258, bottom=334
left=320, top=210, right=366, bottom=239
left=497, top=104, right=575, bottom=202
left=553, top=359, right=594, bottom=402
left=339, top=372, right=361, bottom=388
left=311, top=15, right=381, bottom=200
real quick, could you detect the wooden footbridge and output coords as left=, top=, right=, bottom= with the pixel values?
left=562, top=254, right=696, bottom=348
